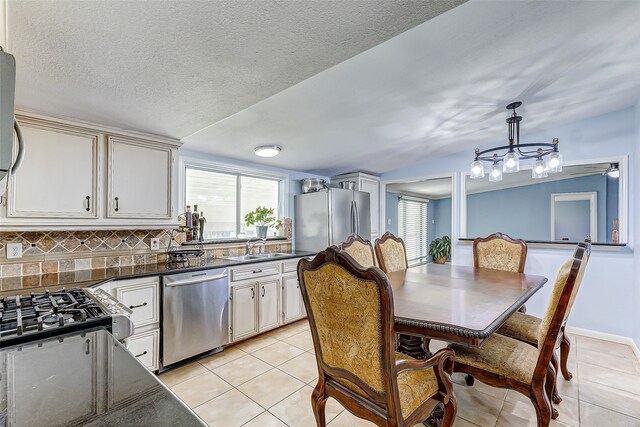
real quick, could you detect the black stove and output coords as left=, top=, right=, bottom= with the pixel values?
left=0, top=288, right=133, bottom=347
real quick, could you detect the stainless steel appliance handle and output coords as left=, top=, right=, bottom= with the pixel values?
left=165, top=273, right=227, bottom=287
left=10, top=118, right=25, bottom=175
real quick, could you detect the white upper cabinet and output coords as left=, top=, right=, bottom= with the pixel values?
left=331, top=172, right=381, bottom=240
left=9, top=119, right=99, bottom=218
left=1, top=112, right=180, bottom=229
left=107, top=137, right=173, bottom=219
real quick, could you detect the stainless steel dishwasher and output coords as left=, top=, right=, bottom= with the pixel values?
left=162, top=268, right=229, bottom=367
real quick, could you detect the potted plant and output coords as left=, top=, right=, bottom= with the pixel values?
left=274, top=219, right=284, bottom=237
left=244, top=206, right=276, bottom=239
left=429, top=236, right=451, bottom=264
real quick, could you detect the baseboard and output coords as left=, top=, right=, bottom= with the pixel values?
left=565, top=326, right=640, bottom=362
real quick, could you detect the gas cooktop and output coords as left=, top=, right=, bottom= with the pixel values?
left=0, top=287, right=133, bottom=347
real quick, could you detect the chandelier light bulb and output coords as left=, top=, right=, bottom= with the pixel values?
left=489, top=162, right=503, bottom=182
left=532, top=158, right=548, bottom=179
left=470, top=160, right=485, bottom=179
left=503, top=152, right=519, bottom=173
left=547, top=151, right=563, bottom=173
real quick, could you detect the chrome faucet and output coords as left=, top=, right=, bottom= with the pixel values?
left=246, top=238, right=266, bottom=255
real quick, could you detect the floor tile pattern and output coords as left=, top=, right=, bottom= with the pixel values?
left=160, top=321, right=640, bottom=427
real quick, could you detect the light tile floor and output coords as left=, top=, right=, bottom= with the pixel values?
left=159, top=320, right=640, bottom=427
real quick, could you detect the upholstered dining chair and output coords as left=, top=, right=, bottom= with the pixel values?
left=473, top=232, right=528, bottom=273
left=474, top=232, right=528, bottom=316
left=449, top=241, right=590, bottom=427
left=497, top=239, right=592, bottom=390
left=298, top=247, right=458, bottom=427
left=375, top=232, right=409, bottom=274
left=341, top=233, right=376, bottom=268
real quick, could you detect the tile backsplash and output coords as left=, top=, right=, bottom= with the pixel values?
left=0, top=230, right=291, bottom=278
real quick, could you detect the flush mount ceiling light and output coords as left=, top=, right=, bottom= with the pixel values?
left=254, top=145, right=281, bottom=158
left=470, top=101, right=562, bottom=181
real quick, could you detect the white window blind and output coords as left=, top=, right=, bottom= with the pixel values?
left=185, top=167, right=281, bottom=239
left=398, top=197, right=428, bottom=266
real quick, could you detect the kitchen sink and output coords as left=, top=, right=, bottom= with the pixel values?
left=255, top=253, right=291, bottom=258
left=220, top=255, right=262, bottom=261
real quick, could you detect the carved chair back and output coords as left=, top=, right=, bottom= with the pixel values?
left=340, top=234, right=376, bottom=268
left=532, top=241, right=591, bottom=388
left=374, top=232, right=409, bottom=273
left=473, top=232, right=528, bottom=273
left=297, top=247, right=404, bottom=418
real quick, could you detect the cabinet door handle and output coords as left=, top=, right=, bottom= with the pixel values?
left=251, top=288, right=255, bottom=299
left=129, top=302, right=148, bottom=309
left=135, top=350, right=148, bottom=358
left=253, top=269, right=262, bottom=274
left=114, top=196, right=119, bottom=212
left=85, top=339, right=91, bottom=355
left=262, top=286, right=265, bottom=297
left=85, top=196, right=91, bottom=212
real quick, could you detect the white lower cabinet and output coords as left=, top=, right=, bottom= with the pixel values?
left=282, top=274, right=304, bottom=323
left=259, top=279, right=281, bottom=332
left=229, top=257, right=307, bottom=343
left=95, top=276, right=161, bottom=372
left=231, top=283, right=259, bottom=342
left=125, top=329, right=159, bottom=371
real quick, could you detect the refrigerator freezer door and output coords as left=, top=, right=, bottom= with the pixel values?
left=353, top=190, right=371, bottom=241
left=329, top=188, right=354, bottom=246
left=294, top=191, right=330, bottom=252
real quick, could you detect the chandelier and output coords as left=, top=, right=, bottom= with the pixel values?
left=470, top=101, right=562, bottom=181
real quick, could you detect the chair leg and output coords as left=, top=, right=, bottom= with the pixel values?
left=530, top=387, right=552, bottom=427
left=464, top=375, right=475, bottom=386
left=545, top=366, right=559, bottom=420
left=311, top=383, right=329, bottom=427
left=559, top=327, right=573, bottom=381
left=550, top=352, right=562, bottom=404
left=441, top=396, right=458, bottom=427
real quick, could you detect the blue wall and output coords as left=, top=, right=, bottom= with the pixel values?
left=466, top=174, right=611, bottom=242
left=433, top=198, right=452, bottom=241
left=385, top=192, right=399, bottom=236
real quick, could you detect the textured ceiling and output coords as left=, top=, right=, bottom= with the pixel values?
left=6, top=0, right=465, bottom=139
left=183, top=0, right=640, bottom=176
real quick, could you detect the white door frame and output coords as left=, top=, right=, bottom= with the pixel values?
left=550, top=192, right=597, bottom=242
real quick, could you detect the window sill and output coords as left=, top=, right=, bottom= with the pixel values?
left=181, top=237, right=288, bottom=246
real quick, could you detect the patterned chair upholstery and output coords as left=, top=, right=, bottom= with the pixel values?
left=498, top=239, right=589, bottom=383
left=449, top=242, right=590, bottom=427
left=340, top=234, right=376, bottom=268
left=473, top=232, right=527, bottom=273
left=298, top=247, right=457, bottom=427
left=374, top=232, right=409, bottom=274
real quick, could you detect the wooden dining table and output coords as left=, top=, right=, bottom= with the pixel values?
left=386, top=263, right=548, bottom=426
left=386, top=263, right=548, bottom=357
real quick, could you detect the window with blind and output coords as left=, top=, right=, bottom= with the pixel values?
left=185, top=166, right=282, bottom=240
left=398, top=197, right=428, bottom=266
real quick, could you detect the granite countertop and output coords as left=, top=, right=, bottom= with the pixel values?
left=0, top=327, right=206, bottom=426
left=0, top=251, right=316, bottom=297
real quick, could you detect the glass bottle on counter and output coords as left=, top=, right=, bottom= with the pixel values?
left=198, top=211, right=207, bottom=241
left=185, top=205, right=193, bottom=241
left=192, top=205, right=200, bottom=241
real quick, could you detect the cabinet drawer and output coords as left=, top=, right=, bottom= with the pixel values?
left=282, top=258, right=302, bottom=273
left=126, top=329, right=159, bottom=371
left=230, top=263, right=280, bottom=282
left=115, top=281, right=159, bottom=328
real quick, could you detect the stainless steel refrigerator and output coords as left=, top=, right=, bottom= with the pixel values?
left=294, top=188, right=371, bottom=252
